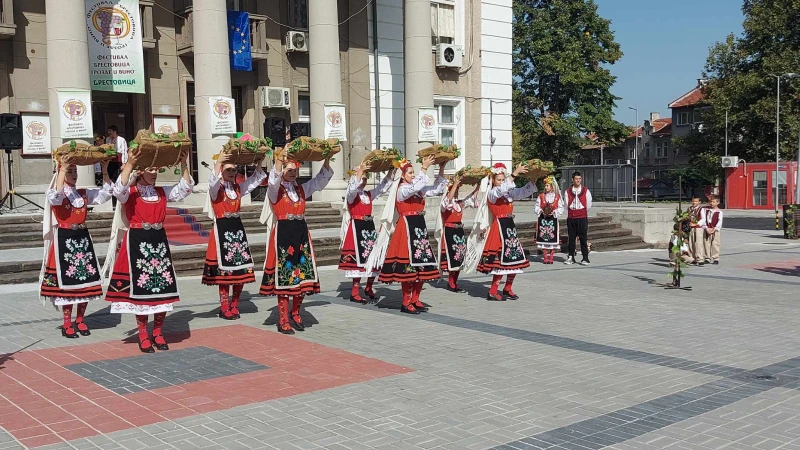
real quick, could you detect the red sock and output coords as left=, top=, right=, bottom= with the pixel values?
left=489, top=275, right=502, bottom=296
left=153, top=312, right=166, bottom=337
left=75, top=302, right=89, bottom=332
left=401, top=282, right=413, bottom=307
left=291, top=295, right=303, bottom=323
left=277, top=296, right=290, bottom=329
left=448, top=271, right=459, bottom=288
left=135, top=314, right=151, bottom=349
left=231, top=284, right=243, bottom=315
left=365, top=277, right=375, bottom=291
left=412, top=281, right=424, bottom=306
left=503, top=274, right=517, bottom=294
left=351, top=278, right=362, bottom=299
left=219, top=285, right=233, bottom=318
left=62, top=305, right=73, bottom=330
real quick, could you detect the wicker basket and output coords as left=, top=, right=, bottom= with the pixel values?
left=219, top=136, right=272, bottom=165
left=454, top=166, right=491, bottom=186
left=53, top=142, right=116, bottom=166
left=522, top=158, right=555, bottom=181
left=417, top=144, right=459, bottom=165
left=362, top=148, right=402, bottom=173
left=278, top=137, right=341, bottom=162
left=130, top=129, right=192, bottom=169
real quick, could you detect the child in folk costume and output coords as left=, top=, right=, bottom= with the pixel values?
left=435, top=175, right=480, bottom=292
left=687, top=196, right=707, bottom=266
left=259, top=154, right=333, bottom=334
left=103, top=148, right=194, bottom=353
left=701, top=194, right=723, bottom=265
left=338, top=165, right=394, bottom=304
left=472, top=162, right=536, bottom=301
left=202, top=152, right=267, bottom=319
left=534, top=176, right=564, bottom=264
left=40, top=158, right=113, bottom=338
left=366, top=155, right=448, bottom=314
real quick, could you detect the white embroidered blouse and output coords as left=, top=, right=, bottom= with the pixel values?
left=397, top=171, right=448, bottom=202
left=47, top=183, right=113, bottom=208
left=209, top=167, right=267, bottom=200
left=267, top=165, right=334, bottom=204
left=488, top=178, right=536, bottom=203
left=113, top=176, right=195, bottom=203
left=345, top=172, right=393, bottom=205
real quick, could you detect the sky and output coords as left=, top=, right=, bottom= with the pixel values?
left=596, top=0, right=745, bottom=125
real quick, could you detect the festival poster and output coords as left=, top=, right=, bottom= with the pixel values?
left=208, top=96, right=237, bottom=134
left=56, top=90, right=94, bottom=139
left=153, top=115, right=180, bottom=135
left=21, top=113, right=51, bottom=155
left=418, top=108, right=438, bottom=142
left=323, top=104, right=347, bottom=141
left=85, top=0, right=146, bottom=93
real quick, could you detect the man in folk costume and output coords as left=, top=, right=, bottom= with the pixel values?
left=40, top=157, right=113, bottom=338
left=338, top=165, right=394, bottom=304
left=259, top=154, right=333, bottom=334
left=471, top=163, right=535, bottom=301
left=103, top=148, right=194, bottom=353
left=202, top=152, right=267, bottom=319
left=435, top=174, right=480, bottom=292
left=534, top=176, right=564, bottom=264
left=366, top=155, right=448, bottom=314
left=563, top=171, right=592, bottom=265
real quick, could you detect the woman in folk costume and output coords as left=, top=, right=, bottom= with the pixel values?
left=471, top=162, right=535, bottom=301
left=259, top=153, right=333, bottom=334
left=40, top=157, right=113, bottom=338
left=338, top=164, right=394, bottom=304
left=202, top=152, right=267, bottom=319
left=435, top=175, right=480, bottom=293
left=534, top=176, right=564, bottom=264
left=103, top=148, right=194, bottom=353
left=366, top=155, right=448, bottom=314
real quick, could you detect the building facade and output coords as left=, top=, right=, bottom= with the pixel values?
left=0, top=0, right=512, bottom=204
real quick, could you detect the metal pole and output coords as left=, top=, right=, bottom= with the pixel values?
left=635, top=109, right=639, bottom=203
left=795, top=121, right=800, bottom=203
left=371, top=0, right=381, bottom=150
left=725, top=109, right=728, bottom=156
left=776, top=76, right=781, bottom=229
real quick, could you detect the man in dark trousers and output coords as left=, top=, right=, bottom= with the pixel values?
left=563, top=171, right=592, bottom=265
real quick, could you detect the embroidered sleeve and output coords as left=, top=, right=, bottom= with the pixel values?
left=585, top=189, right=593, bottom=209
left=301, top=165, right=334, bottom=198
left=397, top=171, right=430, bottom=202
left=553, top=195, right=565, bottom=218
left=421, top=175, right=448, bottom=198
left=441, top=195, right=455, bottom=211
left=509, top=181, right=536, bottom=201
left=113, top=174, right=132, bottom=203
left=87, top=182, right=114, bottom=205
left=164, top=177, right=195, bottom=202
left=488, top=179, right=514, bottom=203
left=534, top=195, right=543, bottom=216
left=267, top=166, right=282, bottom=204
left=46, top=187, right=66, bottom=205
left=369, top=172, right=394, bottom=201
left=463, top=193, right=480, bottom=209
left=239, top=167, right=267, bottom=196
left=208, top=169, right=223, bottom=200
left=345, top=175, right=360, bottom=203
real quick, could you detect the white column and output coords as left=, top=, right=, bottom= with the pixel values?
left=45, top=0, right=94, bottom=187
left=309, top=0, right=346, bottom=201
left=192, top=0, right=233, bottom=195
left=404, top=0, right=435, bottom=163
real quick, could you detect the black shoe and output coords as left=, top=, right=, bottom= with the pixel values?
left=277, top=324, right=295, bottom=335
left=138, top=337, right=155, bottom=353
left=486, top=293, right=506, bottom=301
left=400, top=305, right=420, bottom=315
left=579, top=259, right=591, bottom=266
left=291, top=316, right=305, bottom=331
left=502, top=291, right=519, bottom=300
left=712, top=261, right=719, bottom=265
left=412, top=303, right=429, bottom=312
left=364, top=289, right=378, bottom=300
left=349, top=295, right=367, bottom=305
left=61, top=326, right=79, bottom=339
left=152, top=335, right=169, bottom=351
left=697, top=261, right=705, bottom=267
left=446, top=285, right=465, bottom=293
left=218, top=309, right=236, bottom=320
left=75, top=321, right=91, bottom=336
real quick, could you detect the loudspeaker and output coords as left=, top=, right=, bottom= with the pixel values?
left=0, top=114, right=23, bottom=150
left=265, top=117, right=286, bottom=147
left=290, top=122, right=311, bottom=140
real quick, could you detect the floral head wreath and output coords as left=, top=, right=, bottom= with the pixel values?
left=491, top=162, right=507, bottom=175
left=283, top=159, right=301, bottom=169
left=544, top=175, right=557, bottom=186
left=393, top=158, right=413, bottom=173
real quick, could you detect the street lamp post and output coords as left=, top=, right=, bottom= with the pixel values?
left=770, top=73, right=799, bottom=228
left=628, top=106, right=638, bottom=203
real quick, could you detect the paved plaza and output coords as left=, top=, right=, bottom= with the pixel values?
left=1, top=222, right=800, bottom=449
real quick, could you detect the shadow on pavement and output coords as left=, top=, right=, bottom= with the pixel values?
left=754, top=266, right=800, bottom=277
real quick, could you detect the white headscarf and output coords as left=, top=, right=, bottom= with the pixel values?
left=461, top=175, right=493, bottom=275
left=365, top=176, right=401, bottom=274
left=101, top=173, right=134, bottom=282
left=38, top=172, right=58, bottom=302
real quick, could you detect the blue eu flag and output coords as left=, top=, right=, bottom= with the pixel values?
left=227, top=11, right=252, bottom=71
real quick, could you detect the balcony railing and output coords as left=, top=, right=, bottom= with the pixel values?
left=176, top=6, right=267, bottom=61
left=0, top=0, right=16, bottom=40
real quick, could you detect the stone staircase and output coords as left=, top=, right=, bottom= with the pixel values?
left=0, top=206, right=650, bottom=285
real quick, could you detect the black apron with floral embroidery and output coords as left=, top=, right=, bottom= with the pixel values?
left=498, top=217, right=526, bottom=266
left=351, top=218, right=378, bottom=267
left=274, top=220, right=318, bottom=289
left=536, top=215, right=560, bottom=246
left=55, top=227, right=102, bottom=289
left=214, top=217, right=254, bottom=271
left=404, top=215, right=436, bottom=267
left=443, top=226, right=467, bottom=270
left=127, top=228, right=179, bottom=300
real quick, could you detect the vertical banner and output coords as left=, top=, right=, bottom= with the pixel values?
left=418, top=107, right=438, bottom=142
left=323, top=104, right=347, bottom=141
left=85, top=0, right=146, bottom=93
left=57, top=90, right=94, bottom=139
left=227, top=10, right=253, bottom=71
left=21, top=113, right=52, bottom=155
left=208, top=96, right=237, bottom=134
left=153, top=115, right=180, bottom=135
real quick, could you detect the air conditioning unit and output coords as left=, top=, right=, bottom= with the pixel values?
left=286, top=31, right=308, bottom=52
left=436, top=43, right=463, bottom=69
left=721, top=156, right=739, bottom=168
left=260, top=87, right=291, bottom=109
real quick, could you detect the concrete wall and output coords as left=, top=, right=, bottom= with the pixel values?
left=598, top=208, right=674, bottom=245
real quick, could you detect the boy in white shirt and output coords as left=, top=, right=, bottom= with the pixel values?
left=701, top=195, right=723, bottom=265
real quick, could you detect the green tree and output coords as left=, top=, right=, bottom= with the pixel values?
left=685, top=0, right=800, bottom=163
left=513, top=0, right=627, bottom=168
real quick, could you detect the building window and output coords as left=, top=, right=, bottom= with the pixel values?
left=226, top=0, right=248, bottom=11
left=643, top=142, right=650, bottom=158
left=663, top=142, right=669, bottom=156
left=289, top=0, right=308, bottom=30
left=297, top=93, right=310, bottom=122
left=655, top=142, right=666, bottom=158
left=434, top=97, right=465, bottom=172
left=186, top=82, right=195, bottom=108
left=693, top=109, right=704, bottom=124
left=677, top=112, right=690, bottom=126
left=431, top=0, right=456, bottom=46
left=753, top=171, right=767, bottom=206
left=628, top=144, right=636, bottom=160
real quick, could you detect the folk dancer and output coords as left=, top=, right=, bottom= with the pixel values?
left=202, top=152, right=267, bottom=319
left=338, top=165, right=394, bottom=304
left=40, top=158, right=113, bottom=338
left=534, top=176, right=564, bottom=264
left=366, top=156, right=448, bottom=314
left=259, top=154, right=333, bottom=334
left=469, top=163, right=536, bottom=301
left=701, top=195, right=723, bottom=265
left=435, top=175, right=480, bottom=292
left=563, top=171, right=593, bottom=265
left=103, top=148, right=194, bottom=353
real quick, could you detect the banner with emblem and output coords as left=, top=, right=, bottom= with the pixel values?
left=208, top=96, right=237, bottom=134
left=323, top=104, right=347, bottom=141
left=152, top=115, right=180, bottom=135
left=85, top=0, right=146, bottom=94
left=21, top=113, right=51, bottom=155
left=56, top=89, right=94, bottom=139
left=418, top=107, right=438, bottom=142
